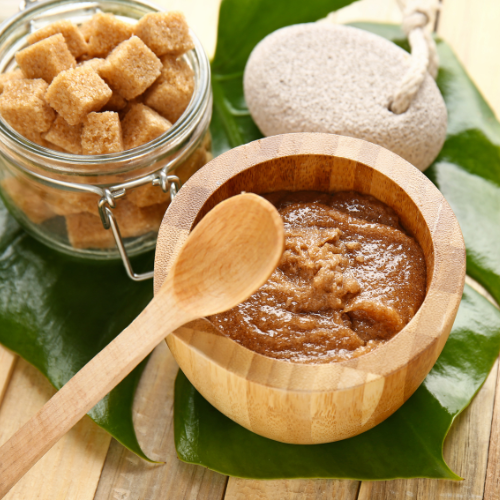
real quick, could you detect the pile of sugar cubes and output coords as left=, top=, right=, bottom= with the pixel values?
left=0, top=11, right=195, bottom=154
left=0, top=11, right=213, bottom=250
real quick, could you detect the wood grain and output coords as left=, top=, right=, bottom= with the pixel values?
left=157, top=133, right=465, bottom=445
left=225, top=479, right=360, bottom=500
left=0, top=0, right=498, bottom=498
left=94, top=342, right=227, bottom=500
left=0, top=346, right=16, bottom=405
left=0, top=358, right=111, bottom=500
left=357, top=360, right=498, bottom=500
left=484, top=360, right=500, bottom=500
left=0, top=194, right=283, bottom=497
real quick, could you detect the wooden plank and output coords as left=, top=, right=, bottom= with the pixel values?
left=471, top=279, right=500, bottom=500
left=438, top=0, right=500, bottom=119
left=225, top=479, right=360, bottom=500
left=357, top=360, right=498, bottom=500
left=0, top=358, right=111, bottom=500
left=464, top=279, right=500, bottom=500
left=484, top=362, right=500, bottom=500
left=94, top=342, right=228, bottom=500
left=0, top=346, right=16, bottom=405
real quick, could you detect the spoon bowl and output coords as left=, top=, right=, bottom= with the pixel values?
left=156, top=132, right=466, bottom=445
left=172, top=193, right=284, bottom=317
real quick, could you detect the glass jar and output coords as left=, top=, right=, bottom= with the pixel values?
left=0, top=0, right=212, bottom=280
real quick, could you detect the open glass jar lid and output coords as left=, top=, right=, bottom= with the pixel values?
left=0, top=0, right=213, bottom=280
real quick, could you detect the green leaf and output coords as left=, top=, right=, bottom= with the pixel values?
left=175, top=285, right=500, bottom=479
left=176, top=19, right=500, bottom=480
left=354, top=23, right=500, bottom=305
left=210, top=19, right=500, bottom=307
left=211, top=0, right=358, bottom=75
left=0, top=204, right=154, bottom=461
left=210, top=0, right=359, bottom=157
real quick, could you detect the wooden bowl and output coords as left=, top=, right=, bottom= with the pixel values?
left=154, top=133, right=466, bottom=444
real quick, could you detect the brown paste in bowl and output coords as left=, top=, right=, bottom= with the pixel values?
left=210, top=190, right=427, bottom=363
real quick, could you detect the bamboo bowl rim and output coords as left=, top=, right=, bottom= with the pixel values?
left=154, top=133, right=466, bottom=394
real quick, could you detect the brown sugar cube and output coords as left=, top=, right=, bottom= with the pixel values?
left=76, top=54, right=93, bottom=63
left=0, top=69, right=25, bottom=94
left=117, top=95, right=144, bottom=119
left=45, top=66, right=112, bottom=126
left=157, top=55, right=193, bottom=84
left=44, top=142, right=67, bottom=152
left=144, top=55, right=194, bottom=123
left=1, top=176, right=56, bottom=224
left=16, top=34, right=76, bottom=83
left=134, top=12, right=194, bottom=57
left=0, top=79, right=55, bottom=138
left=65, top=199, right=166, bottom=248
left=66, top=212, right=115, bottom=248
left=99, top=36, right=161, bottom=100
left=175, top=143, right=208, bottom=183
left=43, top=115, right=82, bottom=154
left=114, top=199, right=165, bottom=237
left=43, top=186, right=99, bottom=216
left=27, top=20, right=88, bottom=59
left=139, top=202, right=168, bottom=233
left=113, top=200, right=168, bottom=236
left=77, top=57, right=105, bottom=72
left=86, top=13, right=134, bottom=58
left=24, top=131, right=54, bottom=148
left=81, top=111, right=123, bottom=154
left=102, top=92, right=127, bottom=112
left=121, top=103, right=171, bottom=150
left=126, top=140, right=208, bottom=208
left=126, top=182, right=169, bottom=208
left=79, top=18, right=95, bottom=43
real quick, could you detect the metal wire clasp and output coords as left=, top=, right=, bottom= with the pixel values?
left=97, top=168, right=180, bottom=282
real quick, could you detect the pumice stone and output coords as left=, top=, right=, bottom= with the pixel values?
left=243, top=23, right=447, bottom=171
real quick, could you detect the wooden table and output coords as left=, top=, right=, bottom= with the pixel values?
left=1, top=0, right=500, bottom=498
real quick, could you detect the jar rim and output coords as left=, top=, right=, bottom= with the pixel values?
left=0, top=0, right=211, bottom=175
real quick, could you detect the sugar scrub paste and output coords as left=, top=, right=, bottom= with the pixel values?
left=210, top=191, right=427, bottom=363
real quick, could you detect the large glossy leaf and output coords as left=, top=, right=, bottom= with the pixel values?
left=0, top=0, right=498, bottom=481
left=211, top=0, right=357, bottom=75
left=176, top=285, right=500, bottom=479
left=210, top=19, right=500, bottom=306
left=0, top=202, right=155, bottom=460
left=356, top=23, right=500, bottom=306
left=175, top=17, right=500, bottom=479
left=0, top=0, right=360, bottom=464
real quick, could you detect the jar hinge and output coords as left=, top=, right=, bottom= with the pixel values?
left=98, top=170, right=180, bottom=281
left=9, top=153, right=181, bottom=280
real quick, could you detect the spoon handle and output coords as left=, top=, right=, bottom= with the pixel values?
left=0, top=283, right=188, bottom=498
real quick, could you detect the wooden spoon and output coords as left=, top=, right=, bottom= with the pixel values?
left=0, top=193, right=284, bottom=498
